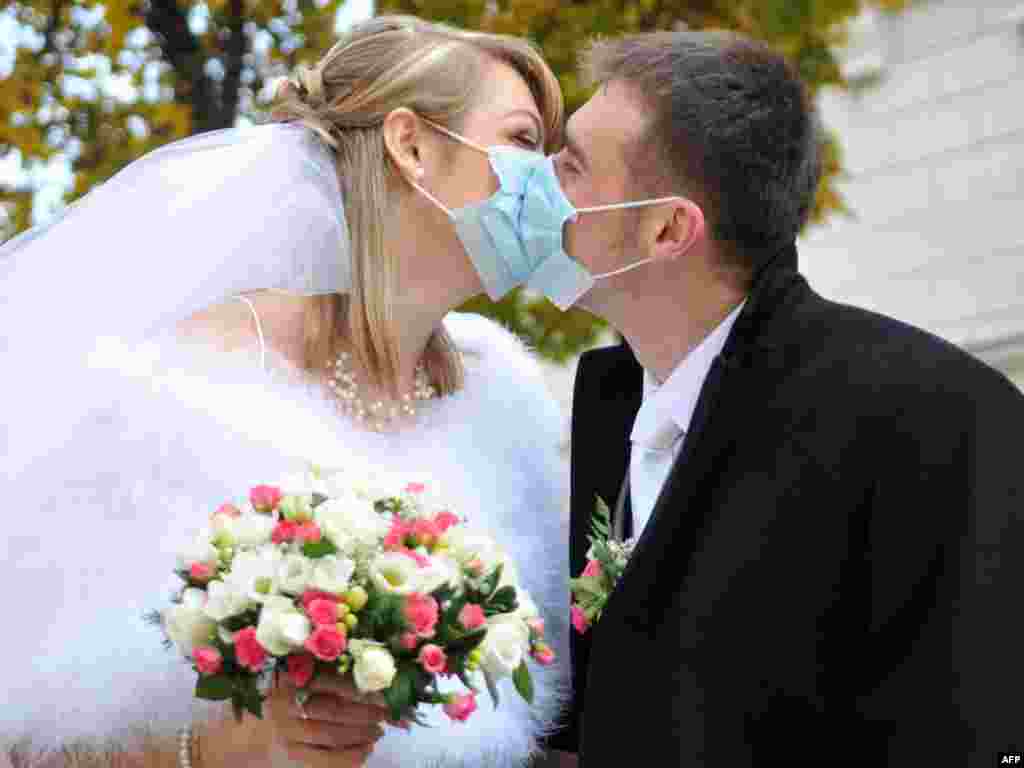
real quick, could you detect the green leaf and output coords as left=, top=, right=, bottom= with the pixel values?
left=485, top=585, right=518, bottom=616
left=568, top=575, right=605, bottom=598
left=512, top=661, right=534, bottom=705
left=195, top=674, right=234, bottom=701
left=221, top=610, right=259, bottom=633
left=445, top=627, right=488, bottom=656
left=302, top=538, right=338, bottom=559
left=478, top=563, right=504, bottom=600
left=482, top=665, right=501, bottom=709
left=593, top=495, right=611, bottom=538
left=382, top=664, right=417, bottom=722
left=311, top=492, right=329, bottom=508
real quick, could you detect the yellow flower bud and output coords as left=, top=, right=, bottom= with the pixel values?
left=344, top=586, right=368, bottom=612
left=336, top=603, right=350, bottom=618
left=345, top=613, right=358, bottom=630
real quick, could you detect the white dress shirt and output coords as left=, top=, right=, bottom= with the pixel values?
left=628, top=301, right=746, bottom=536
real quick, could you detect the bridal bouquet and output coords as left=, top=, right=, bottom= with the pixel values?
left=568, top=496, right=636, bottom=635
left=153, top=465, right=554, bottom=724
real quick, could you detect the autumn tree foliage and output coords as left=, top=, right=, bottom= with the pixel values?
left=1, top=0, right=905, bottom=361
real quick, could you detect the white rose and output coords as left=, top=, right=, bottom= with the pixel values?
left=276, top=553, right=315, bottom=596
left=276, top=469, right=328, bottom=497
left=164, top=588, right=216, bottom=657
left=315, top=493, right=389, bottom=550
left=441, top=528, right=506, bottom=573
left=310, top=554, right=356, bottom=594
left=480, top=617, right=530, bottom=680
left=255, top=595, right=312, bottom=656
left=176, top=529, right=218, bottom=571
left=228, top=514, right=276, bottom=549
left=368, top=551, right=453, bottom=596
left=203, top=579, right=252, bottom=621
left=368, top=551, right=421, bottom=595
left=350, top=643, right=397, bottom=693
left=225, top=547, right=282, bottom=604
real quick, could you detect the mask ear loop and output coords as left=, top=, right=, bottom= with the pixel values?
left=578, top=196, right=687, bottom=278
left=575, top=196, right=685, bottom=214
left=592, top=256, right=658, bottom=280
left=406, top=117, right=494, bottom=217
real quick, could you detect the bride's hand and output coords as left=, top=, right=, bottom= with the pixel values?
left=199, top=671, right=392, bottom=768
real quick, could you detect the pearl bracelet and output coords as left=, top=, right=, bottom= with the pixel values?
left=178, top=725, right=196, bottom=768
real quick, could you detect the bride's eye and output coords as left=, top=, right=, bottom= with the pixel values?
left=514, top=133, right=540, bottom=150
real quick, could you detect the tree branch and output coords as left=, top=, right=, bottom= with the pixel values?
left=43, top=0, right=67, bottom=54
left=219, top=0, right=246, bottom=129
left=144, top=0, right=213, bottom=133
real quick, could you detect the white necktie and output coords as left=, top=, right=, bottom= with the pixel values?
left=630, top=417, right=684, bottom=537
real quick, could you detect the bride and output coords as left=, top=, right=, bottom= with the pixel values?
left=0, top=15, right=569, bottom=768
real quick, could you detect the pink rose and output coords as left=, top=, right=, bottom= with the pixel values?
left=286, top=653, right=316, bottom=688
left=307, top=598, right=339, bottom=627
left=411, top=518, right=441, bottom=547
left=571, top=604, right=590, bottom=635
left=433, top=511, right=460, bottom=533
left=404, top=593, right=439, bottom=638
left=443, top=692, right=477, bottom=723
left=272, top=520, right=298, bottom=544
left=304, top=626, right=347, bottom=662
left=582, top=559, right=602, bottom=579
left=405, top=482, right=426, bottom=494
left=211, top=502, right=241, bottom=522
left=189, top=562, right=215, bottom=583
left=301, top=589, right=338, bottom=610
left=458, top=603, right=486, bottom=631
left=193, top=646, right=223, bottom=676
left=235, top=627, right=268, bottom=672
left=526, top=617, right=545, bottom=637
left=417, top=644, right=447, bottom=675
left=250, top=485, right=283, bottom=513
left=532, top=643, right=556, bottom=666
left=296, top=521, right=322, bottom=543
left=399, top=632, right=419, bottom=651
left=384, top=519, right=411, bottom=550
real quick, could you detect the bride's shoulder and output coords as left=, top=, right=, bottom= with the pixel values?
left=176, top=291, right=307, bottom=368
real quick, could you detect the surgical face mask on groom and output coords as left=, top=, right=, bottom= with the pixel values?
left=407, top=119, right=685, bottom=311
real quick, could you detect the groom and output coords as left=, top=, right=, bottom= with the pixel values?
left=546, top=30, right=1024, bottom=766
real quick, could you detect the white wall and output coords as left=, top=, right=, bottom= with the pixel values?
left=799, top=0, right=1024, bottom=378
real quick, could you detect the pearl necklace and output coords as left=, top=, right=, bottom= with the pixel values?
left=326, top=350, right=437, bottom=432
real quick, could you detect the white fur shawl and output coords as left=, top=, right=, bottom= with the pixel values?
left=0, top=312, right=570, bottom=767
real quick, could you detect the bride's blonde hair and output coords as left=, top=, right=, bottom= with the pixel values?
left=270, top=15, right=563, bottom=398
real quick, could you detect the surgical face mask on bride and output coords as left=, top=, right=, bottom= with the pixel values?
left=407, top=119, right=684, bottom=311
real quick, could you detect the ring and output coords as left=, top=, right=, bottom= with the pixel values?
left=294, top=690, right=311, bottom=720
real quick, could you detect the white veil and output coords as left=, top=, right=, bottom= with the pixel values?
left=1, top=122, right=352, bottom=480
left=0, top=122, right=362, bottom=749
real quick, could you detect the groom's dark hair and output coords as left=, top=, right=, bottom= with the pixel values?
left=583, top=30, right=822, bottom=277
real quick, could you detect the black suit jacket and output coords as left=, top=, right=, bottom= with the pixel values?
left=551, top=256, right=1024, bottom=765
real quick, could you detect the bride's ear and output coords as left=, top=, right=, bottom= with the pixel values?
left=383, top=108, right=423, bottom=181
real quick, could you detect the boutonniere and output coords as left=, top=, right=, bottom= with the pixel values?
left=568, top=495, right=636, bottom=634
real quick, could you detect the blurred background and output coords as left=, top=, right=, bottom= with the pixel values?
left=3, top=0, right=1022, bottom=457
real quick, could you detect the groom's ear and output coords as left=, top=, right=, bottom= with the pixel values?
left=382, top=108, right=423, bottom=181
left=647, top=198, right=705, bottom=263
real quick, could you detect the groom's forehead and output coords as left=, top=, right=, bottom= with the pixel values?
left=570, top=81, right=651, bottom=168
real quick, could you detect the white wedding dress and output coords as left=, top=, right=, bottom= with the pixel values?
left=0, top=307, right=569, bottom=767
